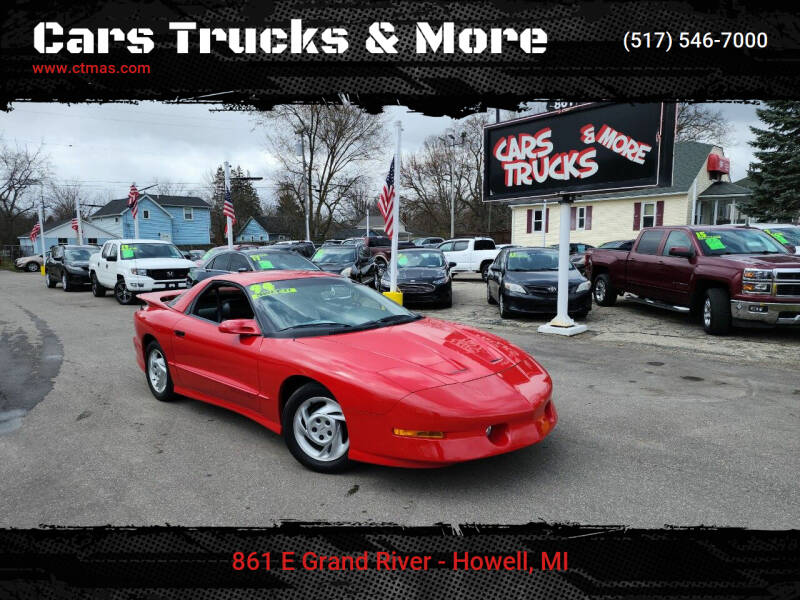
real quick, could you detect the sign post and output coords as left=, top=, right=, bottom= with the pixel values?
left=37, top=203, right=46, bottom=275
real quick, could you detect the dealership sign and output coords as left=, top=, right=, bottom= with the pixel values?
left=483, top=102, right=676, bottom=201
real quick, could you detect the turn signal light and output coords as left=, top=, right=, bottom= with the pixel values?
left=392, top=428, right=445, bottom=439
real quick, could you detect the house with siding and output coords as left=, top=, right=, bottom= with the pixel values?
left=18, top=219, right=117, bottom=255
left=508, top=141, right=753, bottom=247
left=89, top=194, right=211, bottom=245
left=235, top=215, right=290, bottom=243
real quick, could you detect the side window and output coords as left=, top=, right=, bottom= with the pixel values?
left=228, top=253, right=251, bottom=272
left=492, top=250, right=505, bottom=269
left=453, top=241, right=469, bottom=251
left=635, top=230, right=665, bottom=255
left=474, top=239, right=495, bottom=250
left=439, top=242, right=453, bottom=252
left=192, top=286, right=220, bottom=322
left=218, top=286, right=255, bottom=322
left=662, top=231, right=692, bottom=256
left=101, top=243, right=110, bottom=258
left=87, top=238, right=97, bottom=245
left=213, top=253, right=232, bottom=271
left=104, top=243, right=117, bottom=260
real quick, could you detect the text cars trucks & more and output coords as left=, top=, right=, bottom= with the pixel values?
left=586, top=225, right=800, bottom=334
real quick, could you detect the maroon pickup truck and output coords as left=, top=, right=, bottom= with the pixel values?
left=585, top=225, right=800, bottom=334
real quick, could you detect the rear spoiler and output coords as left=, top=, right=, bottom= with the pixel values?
left=138, top=290, right=182, bottom=310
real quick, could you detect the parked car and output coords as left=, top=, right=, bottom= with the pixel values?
left=196, top=244, right=258, bottom=266
left=550, top=242, right=595, bottom=274
left=341, top=235, right=415, bottom=282
left=377, top=248, right=454, bottom=307
left=15, top=253, right=44, bottom=272
left=311, top=243, right=376, bottom=286
left=597, top=240, right=634, bottom=251
left=133, top=271, right=557, bottom=472
left=271, top=240, right=316, bottom=258
left=486, top=247, right=592, bottom=319
left=45, top=244, right=100, bottom=291
left=412, top=236, right=445, bottom=247
left=184, top=249, right=206, bottom=262
left=586, top=225, right=800, bottom=334
left=89, top=239, right=197, bottom=305
left=745, top=223, right=800, bottom=254
left=438, top=237, right=500, bottom=280
left=188, top=248, right=319, bottom=286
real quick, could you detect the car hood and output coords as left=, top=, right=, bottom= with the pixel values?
left=395, top=267, right=447, bottom=281
left=505, top=271, right=585, bottom=285
left=125, top=258, right=196, bottom=269
left=714, top=254, right=800, bottom=268
left=315, top=263, right=349, bottom=273
left=67, top=261, right=90, bottom=268
left=296, top=317, right=533, bottom=391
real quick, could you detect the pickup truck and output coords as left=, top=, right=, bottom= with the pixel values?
left=438, top=237, right=501, bottom=280
left=90, top=239, right=196, bottom=305
left=585, top=225, right=800, bottom=334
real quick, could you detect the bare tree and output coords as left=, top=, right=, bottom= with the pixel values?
left=0, top=142, right=50, bottom=245
left=46, top=181, right=93, bottom=223
left=676, top=103, right=733, bottom=146
left=254, top=104, right=387, bottom=240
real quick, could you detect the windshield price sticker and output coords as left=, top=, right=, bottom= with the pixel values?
left=765, top=229, right=789, bottom=244
left=120, top=244, right=136, bottom=258
left=509, top=252, right=523, bottom=258
left=695, top=232, right=726, bottom=250
left=249, top=282, right=297, bottom=299
left=397, top=254, right=408, bottom=266
left=259, top=260, right=275, bottom=269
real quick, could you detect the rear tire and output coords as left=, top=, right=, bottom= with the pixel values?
left=26, top=262, right=39, bottom=272
left=283, top=383, right=352, bottom=473
left=702, top=288, right=732, bottom=335
left=45, top=272, right=56, bottom=288
left=62, top=273, right=70, bottom=292
left=145, top=341, right=176, bottom=401
left=91, top=273, right=106, bottom=297
left=593, top=273, right=617, bottom=306
left=486, top=283, right=496, bottom=305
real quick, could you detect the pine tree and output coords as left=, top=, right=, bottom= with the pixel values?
left=742, top=101, right=800, bottom=221
left=209, top=165, right=263, bottom=244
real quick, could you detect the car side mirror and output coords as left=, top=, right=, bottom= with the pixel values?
left=218, top=318, right=261, bottom=336
left=785, top=244, right=797, bottom=254
left=448, top=261, right=457, bottom=268
left=668, top=246, right=692, bottom=258
left=107, top=254, right=117, bottom=262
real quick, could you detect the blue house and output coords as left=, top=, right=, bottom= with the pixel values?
left=18, top=218, right=118, bottom=255
left=235, top=215, right=290, bottom=243
left=89, top=194, right=211, bottom=246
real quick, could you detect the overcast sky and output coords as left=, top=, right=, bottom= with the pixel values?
left=0, top=101, right=760, bottom=209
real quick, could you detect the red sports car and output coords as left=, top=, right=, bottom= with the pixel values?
left=133, top=271, right=556, bottom=472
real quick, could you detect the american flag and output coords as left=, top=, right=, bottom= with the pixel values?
left=223, top=185, right=236, bottom=233
left=128, top=184, right=139, bottom=219
left=29, top=223, right=41, bottom=242
left=377, top=157, right=395, bottom=239
left=71, top=217, right=79, bottom=232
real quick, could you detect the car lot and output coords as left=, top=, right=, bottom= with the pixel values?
left=0, top=270, right=798, bottom=528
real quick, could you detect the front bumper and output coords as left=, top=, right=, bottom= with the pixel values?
left=505, top=290, right=592, bottom=315
left=379, top=281, right=451, bottom=304
left=65, top=270, right=91, bottom=285
left=730, top=300, right=800, bottom=325
left=125, top=275, right=187, bottom=292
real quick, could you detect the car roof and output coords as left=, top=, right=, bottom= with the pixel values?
left=207, top=270, right=338, bottom=284
left=399, top=247, right=443, bottom=252
left=115, top=238, right=174, bottom=244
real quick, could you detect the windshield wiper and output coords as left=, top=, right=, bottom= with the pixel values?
left=370, top=314, right=418, bottom=326
left=278, top=321, right=353, bottom=332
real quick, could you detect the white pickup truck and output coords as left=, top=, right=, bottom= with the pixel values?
left=89, top=239, right=196, bottom=305
left=437, top=237, right=501, bottom=280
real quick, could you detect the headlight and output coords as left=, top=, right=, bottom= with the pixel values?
left=503, top=281, right=526, bottom=294
left=340, top=267, right=352, bottom=277
left=742, top=268, right=773, bottom=294
left=433, top=274, right=449, bottom=285
left=129, top=268, right=148, bottom=276
left=576, top=280, right=591, bottom=292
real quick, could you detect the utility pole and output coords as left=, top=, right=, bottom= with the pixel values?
left=296, top=133, right=311, bottom=242
left=446, top=132, right=467, bottom=239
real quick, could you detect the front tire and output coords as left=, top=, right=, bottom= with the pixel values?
left=145, top=341, right=176, bottom=401
left=62, top=273, right=70, bottom=292
left=91, top=273, right=106, bottom=297
left=26, top=262, right=39, bottom=272
left=45, top=272, right=56, bottom=288
left=593, top=273, right=617, bottom=306
left=498, top=292, right=512, bottom=318
left=486, top=283, right=497, bottom=305
left=283, top=383, right=351, bottom=473
left=702, top=288, right=732, bottom=335
left=114, top=280, right=135, bottom=305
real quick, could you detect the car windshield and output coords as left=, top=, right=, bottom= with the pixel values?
left=120, top=243, right=184, bottom=260
left=312, top=247, right=355, bottom=264
left=507, top=249, right=574, bottom=271
left=397, top=251, right=445, bottom=268
left=65, top=248, right=96, bottom=262
left=694, top=229, right=788, bottom=256
left=764, top=227, right=800, bottom=246
left=247, top=252, right=320, bottom=271
left=247, top=277, right=418, bottom=335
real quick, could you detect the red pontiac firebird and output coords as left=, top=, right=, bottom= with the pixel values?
left=133, top=271, right=556, bottom=472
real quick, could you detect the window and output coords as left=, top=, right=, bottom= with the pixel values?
left=635, top=230, right=664, bottom=255
left=576, top=206, right=586, bottom=230
left=211, top=253, right=232, bottom=271
left=192, top=284, right=255, bottom=323
left=114, top=217, right=119, bottom=223
left=438, top=242, right=453, bottom=252
left=57, top=237, right=68, bottom=244
left=184, top=207, right=193, bottom=220
left=142, top=209, right=150, bottom=220
left=662, top=231, right=692, bottom=256
left=228, top=253, right=251, bottom=272
left=533, top=209, right=543, bottom=232
left=473, top=239, right=495, bottom=250
left=641, top=202, right=656, bottom=228
left=453, top=241, right=469, bottom=251
left=87, top=238, right=97, bottom=245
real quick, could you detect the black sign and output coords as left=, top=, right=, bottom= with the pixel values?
left=545, top=101, right=583, bottom=111
left=484, top=102, right=676, bottom=201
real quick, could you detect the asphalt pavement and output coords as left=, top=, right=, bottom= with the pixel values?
left=0, top=270, right=797, bottom=528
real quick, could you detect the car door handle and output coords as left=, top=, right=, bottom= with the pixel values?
left=175, top=330, right=185, bottom=337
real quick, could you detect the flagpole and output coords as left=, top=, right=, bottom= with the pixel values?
left=224, top=161, right=233, bottom=249
left=132, top=182, right=140, bottom=239
left=75, top=194, right=83, bottom=245
left=37, top=202, right=46, bottom=275
left=390, top=120, right=402, bottom=293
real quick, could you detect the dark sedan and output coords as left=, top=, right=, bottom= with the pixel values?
left=311, top=244, right=376, bottom=286
left=486, top=247, right=592, bottom=318
left=377, top=248, right=453, bottom=307
left=45, top=244, right=100, bottom=291
left=188, top=248, right=319, bottom=286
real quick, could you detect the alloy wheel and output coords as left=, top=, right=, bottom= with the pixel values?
left=594, top=279, right=606, bottom=303
left=62, top=273, right=68, bottom=291
left=703, top=298, right=712, bottom=329
left=148, top=348, right=168, bottom=394
left=292, top=397, right=349, bottom=462
left=115, top=282, right=132, bottom=304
